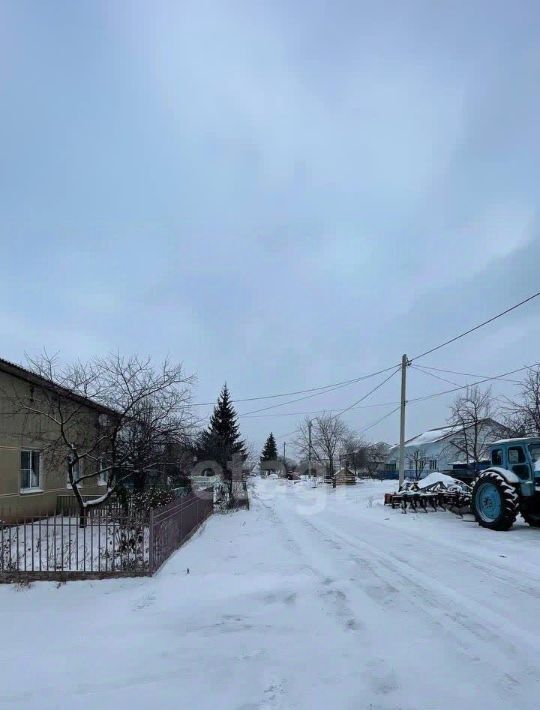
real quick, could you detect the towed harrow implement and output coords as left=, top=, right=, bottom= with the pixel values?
left=384, top=480, right=472, bottom=515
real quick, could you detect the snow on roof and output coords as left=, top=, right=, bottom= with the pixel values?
left=490, top=437, right=540, bottom=446
left=403, top=418, right=502, bottom=448
left=404, top=425, right=459, bottom=446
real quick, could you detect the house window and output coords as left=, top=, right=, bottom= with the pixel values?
left=21, top=450, right=41, bottom=491
left=67, top=460, right=83, bottom=488
left=98, top=458, right=108, bottom=486
left=429, top=459, right=437, bottom=471
left=387, top=462, right=397, bottom=472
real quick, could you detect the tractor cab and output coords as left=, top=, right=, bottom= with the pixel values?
left=487, top=437, right=540, bottom=497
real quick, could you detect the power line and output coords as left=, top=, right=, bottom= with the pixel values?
left=358, top=405, right=401, bottom=434
left=274, top=402, right=401, bottom=448
left=271, top=361, right=538, bottom=446
left=191, top=363, right=400, bottom=407
left=411, top=365, right=462, bottom=387
left=408, top=362, right=540, bottom=405
left=237, top=364, right=400, bottom=417
left=202, top=360, right=536, bottom=432
left=334, top=367, right=401, bottom=417
left=194, top=291, right=539, bottom=411
left=411, top=289, right=540, bottom=362
left=416, top=364, right=522, bottom=384
left=239, top=400, right=400, bottom=419
left=274, top=426, right=302, bottom=441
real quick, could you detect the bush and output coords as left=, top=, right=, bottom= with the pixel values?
left=131, top=488, right=176, bottom=513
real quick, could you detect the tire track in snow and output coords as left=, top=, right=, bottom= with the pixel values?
left=254, top=493, right=409, bottom=705
left=317, top=513, right=540, bottom=654
left=254, top=493, right=363, bottom=632
left=333, top=507, right=540, bottom=597
left=301, top=513, right=540, bottom=705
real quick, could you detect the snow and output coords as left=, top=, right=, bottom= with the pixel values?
left=416, top=471, right=466, bottom=489
left=491, top=437, right=540, bottom=445
left=1, top=478, right=540, bottom=709
left=405, top=425, right=458, bottom=446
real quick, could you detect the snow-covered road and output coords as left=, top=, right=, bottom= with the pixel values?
left=1, top=479, right=539, bottom=709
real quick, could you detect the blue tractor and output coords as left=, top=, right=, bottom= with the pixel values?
left=472, top=438, right=540, bottom=530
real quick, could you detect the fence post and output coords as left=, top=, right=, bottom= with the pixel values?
left=148, top=508, right=154, bottom=575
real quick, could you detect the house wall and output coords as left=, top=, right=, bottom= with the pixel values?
left=386, top=439, right=450, bottom=474
left=0, top=370, right=107, bottom=522
left=386, top=422, right=501, bottom=476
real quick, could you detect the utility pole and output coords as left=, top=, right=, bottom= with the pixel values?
left=283, top=441, right=287, bottom=478
left=308, top=419, right=313, bottom=482
left=398, top=353, right=409, bottom=489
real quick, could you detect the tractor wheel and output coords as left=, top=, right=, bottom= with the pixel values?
left=472, top=470, right=519, bottom=531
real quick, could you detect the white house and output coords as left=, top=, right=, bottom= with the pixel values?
left=385, top=418, right=504, bottom=478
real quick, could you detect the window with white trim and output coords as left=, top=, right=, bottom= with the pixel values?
left=429, top=459, right=437, bottom=471
left=21, top=450, right=41, bottom=491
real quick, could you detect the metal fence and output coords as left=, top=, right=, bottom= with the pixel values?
left=149, top=491, right=213, bottom=574
left=56, top=495, right=125, bottom=517
left=0, top=490, right=213, bottom=582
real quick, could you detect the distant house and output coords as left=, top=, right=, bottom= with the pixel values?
left=0, top=357, right=112, bottom=522
left=385, top=418, right=505, bottom=479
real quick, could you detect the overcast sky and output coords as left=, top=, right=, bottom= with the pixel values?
left=1, top=0, right=540, bottom=454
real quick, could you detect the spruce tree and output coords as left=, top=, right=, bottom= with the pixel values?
left=198, top=384, right=246, bottom=477
left=260, top=433, right=278, bottom=463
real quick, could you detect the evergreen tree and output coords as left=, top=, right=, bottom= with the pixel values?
left=260, top=433, right=278, bottom=464
left=198, top=384, right=246, bottom=480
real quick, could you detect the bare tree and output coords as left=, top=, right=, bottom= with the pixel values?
left=504, top=367, right=540, bottom=436
left=446, top=385, right=500, bottom=468
left=364, top=442, right=390, bottom=478
left=339, top=433, right=366, bottom=475
left=8, top=353, right=195, bottom=526
left=295, top=413, right=350, bottom=486
left=340, top=439, right=390, bottom=478
left=242, top=442, right=259, bottom=477
left=406, top=448, right=428, bottom=480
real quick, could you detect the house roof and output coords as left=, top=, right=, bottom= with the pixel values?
left=0, top=356, right=116, bottom=417
left=403, top=418, right=502, bottom=448
left=386, top=418, right=504, bottom=454
left=404, top=424, right=459, bottom=446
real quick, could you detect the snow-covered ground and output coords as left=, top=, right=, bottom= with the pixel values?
left=1, top=478, right=540, bottom=709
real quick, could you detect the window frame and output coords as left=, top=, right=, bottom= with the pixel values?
left=491, top=448, right=503, bottom=466
left=97, top=458, right=108, bottom=487
left=20, top=449, right=42, bottom=492
left=508, top=446, right=526, bottom=465
left=67, top=459, right=83, bottom=489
